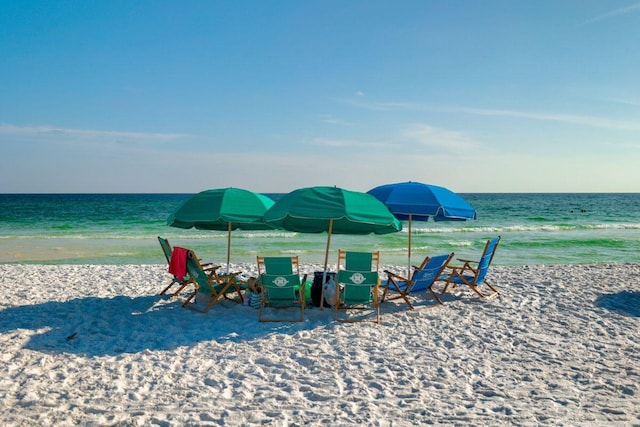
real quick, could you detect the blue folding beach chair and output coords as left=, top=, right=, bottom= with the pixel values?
left=382, top=252, right=454, bottom=308
left=439, top=236, right=501, bottom=299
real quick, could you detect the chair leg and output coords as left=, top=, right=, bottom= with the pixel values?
left=171, top=280, right=192, bottom=297
left=379, top=285, right=390, bottom=303
left=391, top=282, right=414, bottom=309
left=201, top=292, right=225, bottom=313
left=381, top=279, right=414, bottom=309
left=182, top=289, right=197, bottom=308
left=454, top=274, right=486, bottom=298
left=457, top=275, right=499, bottom=299
left=160, top=281, right=175, bottom=295
left=234, top=284, right=244, bottom=303
left=428, top=285, right=445, bottom=305
left=437, top=270, right=499, bottom=300
left=222, top=285, right=244, bottom=303
left=160, top=279, right=180, bottom=295
left=161, top=277, right=193, bottom=297
left=485, top=280, right=500, bottom=296
left=440, top=275, right=455, bottom=293
left=469, top=285, right=486, bottom=298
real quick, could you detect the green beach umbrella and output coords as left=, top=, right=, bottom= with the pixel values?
left=263, top=186, right=402, bottom=276
left=167, top=187, right=275, bottom=272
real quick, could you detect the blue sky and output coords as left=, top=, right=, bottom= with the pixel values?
left=1, top=1, right=639, bottom=193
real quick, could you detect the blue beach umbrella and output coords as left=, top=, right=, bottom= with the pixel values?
left=368, top=181, right=477, bottom=275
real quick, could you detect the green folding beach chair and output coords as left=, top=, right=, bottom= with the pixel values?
left=338, top=250, right=380, bottom=272
left=158, top=236, right=219, bottom=296
left=319, top=249, right=381, bottom=310
left=182, top=250, right=244, bottom=313
left=157, top=236, right=195, bottom=296
left=256, top=256, right=308, bottom=322
left=334, top=270, right=381, bottom=323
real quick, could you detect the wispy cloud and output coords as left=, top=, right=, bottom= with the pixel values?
left=341, top=98, right=422, bottom=111
left=609, top=97, right=640, bottom=107
left=0, top=124, right=190, bottom=141
left=400, top=124, right=480, bottom=153
left=308, top=124, right=480, bottom=155
left=584, top=2, right=640, bottom=24
left=309, top=137, right=391, bottom=148
left=439, top=106, right=640, bottom=131
left=343, top=99, right=640, bottom=131
left=318, top=115, right=353, bottom=126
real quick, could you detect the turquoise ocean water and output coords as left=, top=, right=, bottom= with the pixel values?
left=0, top=193, right=639, bottom=266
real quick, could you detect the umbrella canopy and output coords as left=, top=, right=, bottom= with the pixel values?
left=367, top=181, right=476, bottom=275
left=167, top=188, right=275, bottom=271
left=263, top=186, right=401, bottom=273
left=367, top=181, right=476, bottom=221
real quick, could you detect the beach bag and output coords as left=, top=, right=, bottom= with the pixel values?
left=323, top=278, right=337, bottom=307
left=311, top=271, right=336, bottom=307
left=249, top=291, right=262, bottom=309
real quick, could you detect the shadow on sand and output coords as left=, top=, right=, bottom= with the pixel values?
left=0, top=294, right=323, bottom=357
left=594, top=291, right=640, bottom=317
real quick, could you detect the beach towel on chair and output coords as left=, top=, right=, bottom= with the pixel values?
left=168, top=246, right=188, bottom=279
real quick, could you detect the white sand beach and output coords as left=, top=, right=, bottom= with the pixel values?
left=1, top=262, right=639, bottom=426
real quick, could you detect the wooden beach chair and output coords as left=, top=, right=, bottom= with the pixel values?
left=157, top=236, right=218, bottom=296
left=334, top=269, right=381, bottom=323
left=338, top=250, right=380, bottom=272
left=382, top=252, right=454, bottom=308
left=158, top=236, right=195, bottom=296
left=182, top=249, right=244, bottom=313
left=439, top=236, right=501, bottom=299
left=320, top=250, right=381, bottom=309
left=256, top=256, right=308, bottom=322
left=333, top=250, right=381, bottom=323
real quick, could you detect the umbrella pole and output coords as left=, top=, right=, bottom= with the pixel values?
left=226, top=221, right=231, bottom=275
left=408, top=214, right=412, bottom=278
left=320, top=219, right=333, bottom=310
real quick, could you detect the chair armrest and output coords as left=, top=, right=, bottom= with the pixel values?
left=383, top=270, right=409, bottom=283
left=227, top=271, right=242, bottom=279
left=199, top=259, right=218, bottom=267
left=439, top=264, right=467, bottom=280
left=205, top=266, right=222, bottom=278
left=448, top=258, right=478, bottom=273
left=448, top=263, right=477, bottom=276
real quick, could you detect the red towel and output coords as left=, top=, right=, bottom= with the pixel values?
left=168, top=246, right=188, bottom=279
